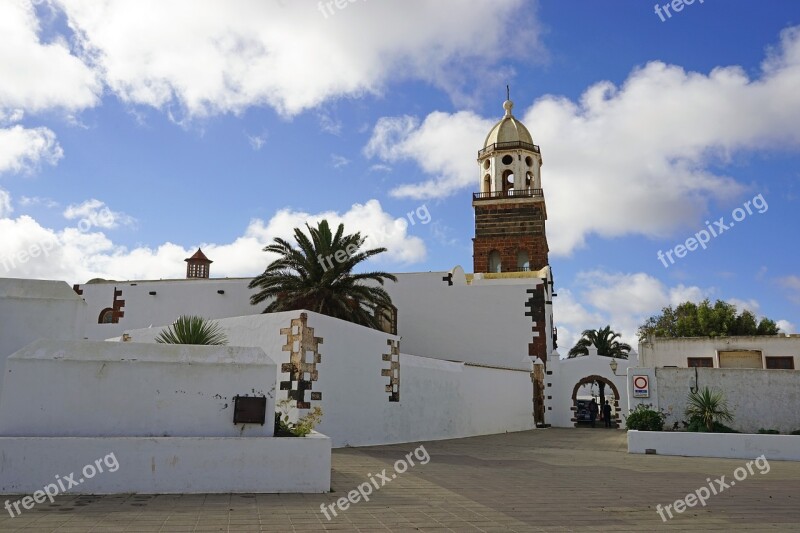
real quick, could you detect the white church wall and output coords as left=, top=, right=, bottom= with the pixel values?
left=0, top=279, right=87, bottom=397
left=387, top=270, right=547, bottom=371
left=77, top=278, right=258, bottom=341
left=638, top=335, right=800, bottom=369
left=0, top=340, right=276, bottom=438
left=124, top=310, right=536, bottom=448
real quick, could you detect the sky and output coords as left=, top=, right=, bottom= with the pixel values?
left=1, top=0, right=799, bottom=351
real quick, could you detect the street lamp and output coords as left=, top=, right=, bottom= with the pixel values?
left=609, top=358, right=624, bottom=376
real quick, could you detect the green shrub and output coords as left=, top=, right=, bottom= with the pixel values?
left=684, top=387, right=734, bottom=432
left=758, top=428, right=780, bottom=435
left=625, top=404, right=667, bottom=431
left=686, top=416, right=739, bottom=433
left=274, top=399, right=323, bottom=437
left=791, top=430, right=800, bottom=436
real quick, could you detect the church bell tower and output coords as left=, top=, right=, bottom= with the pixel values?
left=473, top=95, right=549, bottom=274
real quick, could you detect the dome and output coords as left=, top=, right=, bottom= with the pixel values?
left=482, top=99, right=534, bottom=149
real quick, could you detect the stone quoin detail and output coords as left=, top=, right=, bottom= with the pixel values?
left=279, top=313, right=323, bottom=409
left=382, top=339, right=401, bottom=402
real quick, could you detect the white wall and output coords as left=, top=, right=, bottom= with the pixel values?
left=77, top=266, right=552, bottom=372
left=387, top=267, right=552, bottom=370
left=77, top=278, right=258, bottom=341
left=0, top=434, right=330, bottom=494
left=638, top=335, right=800, bottom=369
left=124, top=310, right=536, bottom=448
left=545, top=350, right=636, bottom=427
left=628, top=431, right=800, bottom=461
left=0, top=279, right=87, bottom=397
left=631, top=367, right=800, bottom=434
left=0, top=340, right=276, bottom=438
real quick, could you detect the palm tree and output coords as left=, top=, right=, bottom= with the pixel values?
left=569, top=326, right=631, bottom=419
left=155, top=315, right=228, bottom=345
left=568, top=326, right=631, bottom=359
left=249, top=220, right=397, bottom=331
left=685, top=387, right=734, bottom=432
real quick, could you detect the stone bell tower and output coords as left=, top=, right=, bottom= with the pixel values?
left=473, top=95, right=549, bottom=274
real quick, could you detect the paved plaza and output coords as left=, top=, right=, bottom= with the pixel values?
left=1, top=428, right=798, bottom=532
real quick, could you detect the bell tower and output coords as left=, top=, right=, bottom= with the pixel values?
left=473, top=94, right=549, bottom=274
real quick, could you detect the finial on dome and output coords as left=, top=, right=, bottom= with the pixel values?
left=503, top=85, right=513, bottom=116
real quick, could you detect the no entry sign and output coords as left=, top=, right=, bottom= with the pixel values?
left=633, top=375, right=650, bottom=398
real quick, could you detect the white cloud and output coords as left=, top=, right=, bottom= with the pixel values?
left=330, top=154, right=350, bottom=168
left=55, top=0, right=538, bottom=118
left=367, top=26, right=800, bottom=255
left=247, top=133, right=266, bottom=151
left=63, top=199, right=136, bottom=230
left=0, top=199, right=426, bottom=283
left=554, top=270, right=712, bottom=349
left=19, top=196, right=59, bottom=208
left=777, top=320, right=796, bottom=334
left=0, top=188, right=12, bottom=218
left=0, top=0, right=99, bottom=113
left=727, top=298, right=760, bottom=314
left=0, top=125, right=63, bottom=174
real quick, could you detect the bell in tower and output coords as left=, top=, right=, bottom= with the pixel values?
left=473, top=94, right=549, bottom=274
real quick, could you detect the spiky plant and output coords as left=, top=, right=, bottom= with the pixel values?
left=155, top=315, right=228, bottom=345
left=249, top=220, right=397, bottom=331
left=685, top=386, right=734, bottom=432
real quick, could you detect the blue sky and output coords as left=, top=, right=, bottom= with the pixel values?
left=1, top=0, right=799, bottom=349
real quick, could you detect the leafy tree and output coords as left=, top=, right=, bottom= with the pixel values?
left=249, top=220, right=397, bottom=331
left=155, top=315, right=228, bottom=345
left=684, top=386, right=734, bottom=433
left=638, top=299, right=780, bottom=341
left=569, top=326, right=631, bottom=412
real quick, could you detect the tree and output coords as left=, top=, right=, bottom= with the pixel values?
left=568, top=326, right=631, bottom=415
left=685, top=387, right=734, bottom=432
left=568, top=326, right=631, bottom=359
left=155, top=315, right=228, bottom=345
left=249, top=220, right=397, bottom=331
left=638, top=299, right=781, bottom=341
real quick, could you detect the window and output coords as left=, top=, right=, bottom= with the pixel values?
left=516, top=251, right=530, bottom=271
left=502, top=154, right=513, bottom=165
left=488, top=250, right=502, bottom=273
left=765, top=357, right=795, bottom=370
left=718, top=350, right=762, bottom=369
left=98, top=308, right=115, bottom=324
left=687, top=357, right=713, bottom=368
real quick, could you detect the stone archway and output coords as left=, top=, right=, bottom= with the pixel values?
left=570, top=375, right=621, bottom=428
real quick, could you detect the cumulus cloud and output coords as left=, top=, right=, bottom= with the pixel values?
left=554, top=270, right=713, bottom=350
left=367, top=26, right=800, bottom=255
left=0, top=198, right=426, bottom=283
left=777, top=320, right=796, bottom=334
left=56, top=0, right=538, bottom=119
left=63, top=199, right=136, bottom=230
left=0, top=125, right=63, bottom=174
left=0, top=0, right=100, bottom=114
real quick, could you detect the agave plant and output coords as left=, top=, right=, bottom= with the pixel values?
left=155, top=315, right=228, bottom=346
left=685, top=386, right=734, bottom=432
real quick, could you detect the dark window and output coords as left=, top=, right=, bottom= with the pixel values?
left=765, top=357, right=795, bottom=370
left=687, top=357, right=713, bottom=368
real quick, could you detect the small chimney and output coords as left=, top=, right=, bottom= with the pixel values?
left=185, top=248, right=212, bottom=279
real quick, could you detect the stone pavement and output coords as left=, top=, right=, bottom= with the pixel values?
left=1, top=428, right=798, bottom=532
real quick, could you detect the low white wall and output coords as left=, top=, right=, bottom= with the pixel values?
left=632, top=367, right=800, bottom=434
left=0, top=434, right=331, bottom=494
left=0, top=340, right=276, bottom=438
left=125, top=311, right=536, bottom=448
left=628, top=430, right=800, bottom=461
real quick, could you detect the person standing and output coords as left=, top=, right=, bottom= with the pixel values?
left=589, top=399, right=599, bottom=428
left=603, top=400, right=613, bottom=428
